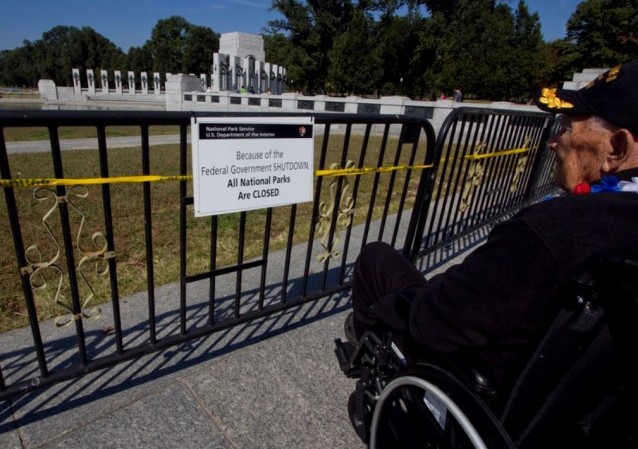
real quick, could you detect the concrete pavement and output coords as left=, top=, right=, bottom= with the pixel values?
left=0, top=297, right=365, bottom=449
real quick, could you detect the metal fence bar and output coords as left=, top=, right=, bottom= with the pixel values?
left=48, top=125, right=89, bottom=368
left=0, top=127, right=50, bottom=381
left=281, top=204, right=296, bottom=304
left=96, top=125, right=124, bottom=354
left=362, top=123, right=390, bottom=250
left=338, top=124, right=372, bottom=284
left=258, top=208, right=273, bottom=310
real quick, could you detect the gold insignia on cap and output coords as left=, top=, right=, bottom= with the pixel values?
left=538, top=88, right=574, bottom=109
left=606, top=65, right=621, bottom=82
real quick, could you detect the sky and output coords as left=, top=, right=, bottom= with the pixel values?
left=0, top=0, right=582, bottom=53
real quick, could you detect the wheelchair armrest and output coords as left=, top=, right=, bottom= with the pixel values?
left=435, top=354, right=499, bottom=403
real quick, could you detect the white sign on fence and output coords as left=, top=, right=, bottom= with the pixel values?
left=191, top=116, right=315, bottom=216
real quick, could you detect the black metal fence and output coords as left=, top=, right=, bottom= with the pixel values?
left=412, top=107, right=556, bottom=266
left=0, top=108, right=554, bottom=401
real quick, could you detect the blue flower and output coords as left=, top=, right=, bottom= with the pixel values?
left=591, top=176, right=620, bottom=193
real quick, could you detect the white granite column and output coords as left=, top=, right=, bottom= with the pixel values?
left=255, top=61, right=264, bottom=94
left=274, top=65, right=281, bottom=95
left=282, top=67, right=287, bottom=93
left=153, top=72, right=161, bottom=94
left=141, top=72, right=149, bottom=94
left=128, top=71, right=136, bottom=94
left=114, top=71, right=122, bottom=94
left=212, top=53, right=221, bottom=92
left=100, top=70, right=109, bottom=93
left=87, top=69, right=96, bottom=94
left=72, top=68, right=81, bottom=94
left=233, top=56, right=243, bottom=91
left=264, top=63, right=272, bottom=93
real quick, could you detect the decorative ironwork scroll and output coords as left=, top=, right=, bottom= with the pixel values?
left=509, top=137, right=531, bottom=193
left=316, top=161, right=356, bottom=262
left=22, top=186, right=109, bottom=328
left=460, top=142, right=487, bottom=212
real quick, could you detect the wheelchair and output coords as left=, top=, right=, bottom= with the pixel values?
left=335, top=255, right=638, bottom=449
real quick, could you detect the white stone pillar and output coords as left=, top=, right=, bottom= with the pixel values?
left=87, top=69, right=96, bottom=94
left=153, top=72, right=161, bottom=94
left=100, top=70, right=109, bottom=93
left=212, top=53, right=221, bottom=92
left=233, top=56, right=243, bottom=91
left=127, top=71, right=136, bottom=94
left=114, top=71, right=123, bottom=94
left=165, top=73, right=202, bottom=111
left=72, top=68, right=81, bottom=94
left=281, top=67, right=287, bottom=93
left=243, top=57, right=255, bottom=93
left=274, top=65, right=282, bottom=95
left=255, top=61, right=264, bottom=94
left=38, top=79, right=58, bottom=100
left=264, top=63, right=272, bottom=93
left=141, top=72, right=149, bottom=94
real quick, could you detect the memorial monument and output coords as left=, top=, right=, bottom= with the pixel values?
left=212, top=32, right=286, bottom=94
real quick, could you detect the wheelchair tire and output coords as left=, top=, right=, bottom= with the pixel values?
left=369, top=364, right=515, bottom=449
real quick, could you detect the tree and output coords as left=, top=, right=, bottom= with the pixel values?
left=264, top=33, right=304, bottom=90
left=327, top=9, right=382, bottom=95
left=378, top=14, right=427, bottom=97
left=566, top=0, right=638, bottom=68
left=146, top=16, right=218, bottom=75
left=147, top=16, right=190, bottom=73
left=0, top=44, right=38, bottom=87
left=507, top=0, right=547, bottom=101
left=540, top=38, right=579, bottom=87
left=183, top=25, right=219, bottom=74
left=269, top=0, right=354, bottom=93
left=127, top=45, right=154, bottom=75
left=427, top=0, right=515, bottom=100
left=2, top=26, right=108, bottom=88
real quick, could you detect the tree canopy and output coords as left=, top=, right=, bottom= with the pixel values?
left=2, top=1, right=638, bottom=100
left=0, top=17, right=219, bottom=88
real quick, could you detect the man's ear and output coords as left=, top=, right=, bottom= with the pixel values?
left=604, top=129, right=634, bottom=171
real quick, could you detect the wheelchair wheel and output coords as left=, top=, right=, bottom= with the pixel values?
left=369, top=364, right=514, bottom=449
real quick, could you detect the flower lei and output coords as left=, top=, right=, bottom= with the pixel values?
left=573, top=176, right=638, bottom=194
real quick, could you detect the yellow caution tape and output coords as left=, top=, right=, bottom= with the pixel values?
left=315, top=164, right=433, bottom=177
left=1, top=164, right=434, bottom=187
left=0, top=175, right=192, bottom=188
left=464, top=147, right=530, bottom=161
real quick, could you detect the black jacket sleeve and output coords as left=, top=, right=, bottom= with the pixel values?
left=407, top=218, right=561, bottom=352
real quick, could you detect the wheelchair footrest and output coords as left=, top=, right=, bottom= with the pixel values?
left=334, top=338, right=365, bottom=378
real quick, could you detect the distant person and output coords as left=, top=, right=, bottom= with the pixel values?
left=439, top=92, right=447, bottom=100
left=453, top=87, right=463, bottom=102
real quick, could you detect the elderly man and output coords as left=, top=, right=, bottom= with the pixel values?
left=347, top=59, right=638, bottom=397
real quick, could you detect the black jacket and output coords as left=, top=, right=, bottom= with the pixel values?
left=407, top=168, right=638, bottom=388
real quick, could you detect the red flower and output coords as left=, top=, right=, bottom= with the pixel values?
left=572, top=183, right=591, bottom=194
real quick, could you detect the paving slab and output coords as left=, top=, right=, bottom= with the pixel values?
left=36, top=381, right=235, bottom=449
left=183, top=309, right=363, bottom=449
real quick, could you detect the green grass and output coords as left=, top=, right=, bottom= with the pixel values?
left=2, top=125, right=181, bottom=141
left=0, top=130, right=428, bottom=332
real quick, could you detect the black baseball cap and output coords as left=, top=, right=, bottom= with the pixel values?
left=536, top=59, right=638, bottom=136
